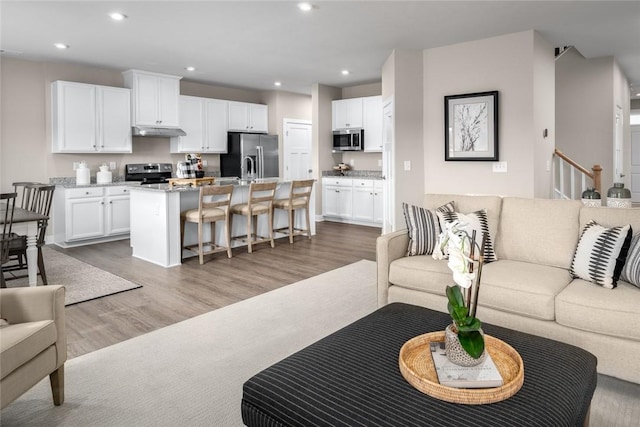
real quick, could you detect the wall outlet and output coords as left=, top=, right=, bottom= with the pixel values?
left=378, top=159, right=382, bottom=167
left=202, top=160, right=208, bottom=167
left=492, top=161, right=508, bottom=173
left=109, top=161, right=117, bottom=170
left=404, top=160, right=411, bottom=171
left=350, top=159, right=355, bottom=166
left=73, top=162, right=80, bottom=170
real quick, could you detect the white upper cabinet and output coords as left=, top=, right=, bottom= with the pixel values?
left=332, top=98, right=363, bottom=130
left=363, top=95, right=383, bottom=152
left=122, top=69, right=181, bottom=127
left=170, top=96, right=229, bottom=153
left=51, top=81, right=131, bottom=153
left=228, top=101, right=268, bottom=133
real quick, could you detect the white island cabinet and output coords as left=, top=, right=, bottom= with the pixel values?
left=129, top=180, right=315, bottom=268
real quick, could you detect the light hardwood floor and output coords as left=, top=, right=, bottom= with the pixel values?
left=56, top=221, right=381, bottom=359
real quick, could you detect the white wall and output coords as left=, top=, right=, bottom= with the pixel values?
left=382, top=49, right=424, bottom=227
left=556, top=49, right=618, bottom=195
left=0, top=57, right=311, bottom=192
left=423, top=30, right=554, bottom=198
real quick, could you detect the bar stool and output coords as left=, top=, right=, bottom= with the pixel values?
left=230, top=181, right=277, bottom=253
left=180, top=185, right=234, bottom=264
left=273, top=179, right=314, bottom=244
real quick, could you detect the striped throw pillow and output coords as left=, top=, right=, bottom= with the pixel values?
left=402, top=202, right=454, bottom=256
left=621, top=232, right=640, bottom=288
left=570, top=220, right=632, bottom=289
left=437, top=209, right=498, bottom=262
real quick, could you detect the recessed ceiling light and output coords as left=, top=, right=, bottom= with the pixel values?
left=109, top=12, right=127, bottom=21
left=185, top=66, right=196, bottom=72
left=274, top=81, right=282, bottom=87
left=54, top=43, right=69, bottom=50
left=341, top=69, right=350, bottom=76
left=298, top=2, right=313, bottom=12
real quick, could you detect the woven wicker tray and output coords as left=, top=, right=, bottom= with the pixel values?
left=399, top=331, right=524, bottom=405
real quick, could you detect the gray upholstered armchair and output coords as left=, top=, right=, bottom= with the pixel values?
left=0, top=285, right=66, bottom=409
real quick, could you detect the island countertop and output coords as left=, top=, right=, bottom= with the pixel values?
left=127, top=177, right=287, bottom=193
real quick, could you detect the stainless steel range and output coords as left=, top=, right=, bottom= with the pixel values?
left=125, top=163, right=173, bottom=184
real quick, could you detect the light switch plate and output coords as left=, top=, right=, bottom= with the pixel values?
left=109, top=161, right=117, bottom=170
left=492, top=161, right=508, bottom=173
left=350, top=159, right=355, bottom=166
left=73, top=162, right=80, bottom=171
left=404, top=160, right=411, bottom=171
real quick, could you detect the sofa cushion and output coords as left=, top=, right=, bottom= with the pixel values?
left=389, top=256, right=452, bottom=296
left=389, top=256, right=571, bottom=321
left=622, top=232, right=640, bottom=287
left=477, top=260, right=573, bottom=321
left=556, top=279, right=640, bottom=341
left=570, top=220, right=632, bottom=289
left=0, top=320, right=57, bottom=380
left=402, top=201, right=453, bottom=256
left=438, top=209, right=497, bottom=262
left=496, top=197, right=582, bottom=269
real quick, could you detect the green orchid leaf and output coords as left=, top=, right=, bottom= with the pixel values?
left=446, top=285, right=465, bottom=308
left=457, top=317, right=481, bottom=332
left=457, top=330, right=485, bottom=359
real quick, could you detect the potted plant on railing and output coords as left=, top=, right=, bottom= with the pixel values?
left=433, top=220, right=487, bottom=366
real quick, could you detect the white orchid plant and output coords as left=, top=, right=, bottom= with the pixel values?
left=433, top=220, right=486, bottom=359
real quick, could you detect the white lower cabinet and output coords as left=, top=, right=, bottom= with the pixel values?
left=54, top=185, right=132, bottom=246
left=322, top=178, right=382, bottom=227
left=323, top=179, right=353, bottom=218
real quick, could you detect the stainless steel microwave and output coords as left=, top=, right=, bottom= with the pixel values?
left=332, top=129, right=364, bottom=151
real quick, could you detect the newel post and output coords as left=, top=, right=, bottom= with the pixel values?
left=592, top=164, right=602, bottom=195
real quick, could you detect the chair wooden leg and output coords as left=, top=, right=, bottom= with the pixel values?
left=225, top=218, right=232, bottom=258
left=180, top=218, right=186, bottom=263
left=49, top=365, right=65, bottom=406
left=269, top=210, right=275, bottom=248
left=247, top=214, right=253, bottom=253
left=198, top=221, right=204, bottom=265
left=37, top=247, right=47, bottom=285
left=305, top=205, right=312, bottom=239
left=288, top=208, right=294, bottom=244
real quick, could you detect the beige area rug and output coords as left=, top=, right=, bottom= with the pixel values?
left=3, top=246, right=142, bottom=305
left=1, top=259, right=638, bottom=427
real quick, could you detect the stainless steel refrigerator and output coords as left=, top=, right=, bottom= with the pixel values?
left=221, top=132, right=279, bottom=179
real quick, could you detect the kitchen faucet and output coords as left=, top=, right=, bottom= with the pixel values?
left=242, top=156, right=255, bottom=180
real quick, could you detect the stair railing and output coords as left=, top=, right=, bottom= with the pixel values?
left=553, top=149, right=602, bottom=200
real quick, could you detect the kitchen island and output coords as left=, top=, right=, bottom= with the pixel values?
left=128, top=179, right=315, bottom=267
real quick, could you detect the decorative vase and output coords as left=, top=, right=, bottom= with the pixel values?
left=607, top=183, right=632, bottom=208
left=581, top=187, right=601, bottom=207
left=444, top=324, right=486, bottom=367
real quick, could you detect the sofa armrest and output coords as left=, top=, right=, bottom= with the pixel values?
left=376, top=230, right=409, bottom=307
left=0, top=285, right=67, bottom=368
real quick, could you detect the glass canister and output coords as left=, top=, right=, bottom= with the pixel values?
left=581, top=187, right=601, bottom=207
left=607, top=183, right=632, bottom=208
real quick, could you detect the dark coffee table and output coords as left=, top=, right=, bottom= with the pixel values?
left=242, top=303, right=597, bottom=427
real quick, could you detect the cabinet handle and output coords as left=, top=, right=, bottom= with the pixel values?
left=101, top=201, right=104, bottom=205
left=109, top=201, right=113, bottom=204
left=335, top=190, right=340, bottom=193
left=346, top=123, right=350, bottom=127
left=370, top=192, right=373, bottom=195
left=123, top=189, right=127, bottom=193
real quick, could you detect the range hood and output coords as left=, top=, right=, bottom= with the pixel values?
left=132, top=126, right=186, bottom=137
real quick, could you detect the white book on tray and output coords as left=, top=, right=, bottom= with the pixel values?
left=430, top=341, right=504, bottom=389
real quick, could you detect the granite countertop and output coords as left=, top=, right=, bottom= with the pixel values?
left=50, top=177, right=139, bottom=189
left=321, top=170, right=383, bottom=179
left=128, top=177, right=288, bottom=193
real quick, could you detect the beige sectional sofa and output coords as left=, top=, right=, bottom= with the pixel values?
left=377, top=194, right=640, bottom=384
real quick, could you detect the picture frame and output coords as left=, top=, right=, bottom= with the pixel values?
left=444, top=91, right=499, bottom=161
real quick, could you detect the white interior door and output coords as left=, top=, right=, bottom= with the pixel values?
left=283, top=119, right=312, bottom=180
left=631, top=125, right=640, bottom=203
left=382, top=98, right=395, bottom=234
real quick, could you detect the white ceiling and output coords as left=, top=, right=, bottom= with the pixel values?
left=2, top=1, right=640, bottom=97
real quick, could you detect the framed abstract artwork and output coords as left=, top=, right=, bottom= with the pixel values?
left=444, top=91, right=499, bottom=161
